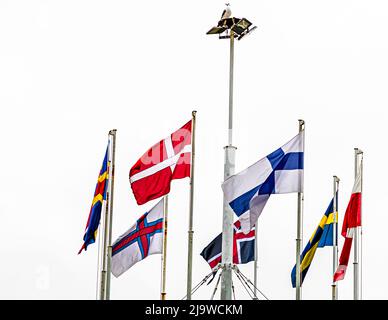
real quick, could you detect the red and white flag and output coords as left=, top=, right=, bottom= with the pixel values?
left=129, top=120, right=192, bottom=205
left=333, top=166, right=362, bottom=282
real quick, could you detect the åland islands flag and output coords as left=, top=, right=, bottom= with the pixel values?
left=222, top=131, right=304, bottom=234
left=129, top=120, right=191, bottom=205
left=78, top=143, right=110, bottom=254
left=291, top=196, right=337, bottom=287
left=111, top=199, right=165, bottom=277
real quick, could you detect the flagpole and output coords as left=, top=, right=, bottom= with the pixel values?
left=353, top=148, right=363, bottom=300
left=96, top=161, right=109, bottom=300
left=221, top=28, right=236, bottom=301
left=161, top=195, right=169, bottom=300
left=99, top=179, right=110, bottom=300
left=332, top=175, right=340, bottom=300
left=104, top=129, right=116, bottom=300
left=96, top=207, right=103, bottom=300
left=98, top=130, right=116, bottom=300
left=253, top=221, right=258, bottom=300
left=359, top=151, right=363, bottom=300
left=186, top=110, right=197, bottom=300
left=295, top=119, right=305, bottom=300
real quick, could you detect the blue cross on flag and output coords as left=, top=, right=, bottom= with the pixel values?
left=111, top=199, right=165, bottom=277
left=222, top=131, right=304, bottom=234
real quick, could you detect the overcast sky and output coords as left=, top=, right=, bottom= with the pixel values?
left=1, top=0, right=388, bottom=300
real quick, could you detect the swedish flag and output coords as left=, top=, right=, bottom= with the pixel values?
left=78, top=143, right=110, bottom=254
left=291, top=196, right=337, bottom=287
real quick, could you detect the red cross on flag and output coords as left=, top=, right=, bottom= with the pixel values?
left=129, top=120, right=192, bottom=205
left=111, top=199, right=165, bottom=277
left=200, top=220, right=256, bottom=271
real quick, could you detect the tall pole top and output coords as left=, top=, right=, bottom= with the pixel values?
left=298, top=119, right=305, bottom=130
left=206, top=7, right=256, bottom=40
left=354, top=148, right=363, bottom=155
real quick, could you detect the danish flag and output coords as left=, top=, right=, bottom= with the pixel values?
left=129, top=120, right=192, bottom=205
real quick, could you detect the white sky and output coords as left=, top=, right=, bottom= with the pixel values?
left=1, top=0, right=387, bottom=300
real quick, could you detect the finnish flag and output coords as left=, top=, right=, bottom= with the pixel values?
left=222, top=131, right=304, bottom=234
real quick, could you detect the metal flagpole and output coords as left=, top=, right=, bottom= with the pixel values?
left=95, top=206, right=104, bottom=300
left=99, top=186, right=110, bottom=299
left=295, top=119, right=305, bottom=300
left=253, top=221, right=258, bottom=300
left=98, top=130, right=116, bottom=300
left=99, top=136, right=111, bottom=300
left=161, top=195, right=169, bottom=300
left=221, top=29, right=236, bottom=300
left=359, top=151, right=363, bottom=300
left=186, top=110, right=197, bottom=300
left=353, top=148, right=363, bottom=300
left=353, top=148, right=359, bottom=300
left=332, top=176, right=340, bottom=300
left=104, top=129, right=116, bottom=300
left=206, top=10, right=256, bottom=300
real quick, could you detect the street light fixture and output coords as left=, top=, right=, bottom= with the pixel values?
left=207, top=17, right=257, bottom=40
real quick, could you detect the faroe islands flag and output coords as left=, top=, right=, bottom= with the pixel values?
left=111, top=199, right=165, bottom=277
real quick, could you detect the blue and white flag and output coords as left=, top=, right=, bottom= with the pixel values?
left=222, top=131, right=304, bottom=234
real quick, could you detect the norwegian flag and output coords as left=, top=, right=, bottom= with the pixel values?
left=333, top=166, right=362, bottom=282
left=200, top=221, right=255, bottom=270
left=129, top=120, right=192, bottom=205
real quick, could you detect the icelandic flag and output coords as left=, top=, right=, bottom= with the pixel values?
left=111, top=199, right=164, bottom=277
left=200, top=221, right=255, bottom=271
left=222, top=131, right=304, bottom=234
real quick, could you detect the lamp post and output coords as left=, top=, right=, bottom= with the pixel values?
left=207, top=10, right=256, bottom=300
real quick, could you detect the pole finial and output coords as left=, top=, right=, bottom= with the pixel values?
left=354, top=148, right=364, bottom=155
left=298, top=119, right=305, bottom=131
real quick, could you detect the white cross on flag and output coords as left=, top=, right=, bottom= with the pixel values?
left=129, top=120, right=192, bottom=205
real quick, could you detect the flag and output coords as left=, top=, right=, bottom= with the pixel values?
left=333, top=168, right=362, bottom=282
left=291, top=196, right=337, bottom=287
left=111, top=199, right=164, bottom=277
left=222, top=131, right=304, bottom=234
left=78, top=144, right=110, bottom=254
left=200, top=220, right=255, bottom=271
left=318, top=193, right=338, bottom=248
left=129, top=120, right=192, bottom=205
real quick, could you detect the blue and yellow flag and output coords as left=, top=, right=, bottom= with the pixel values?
left=78, top=143, right=110, bottom=254
left=291, top=195, right=338, bottom=287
